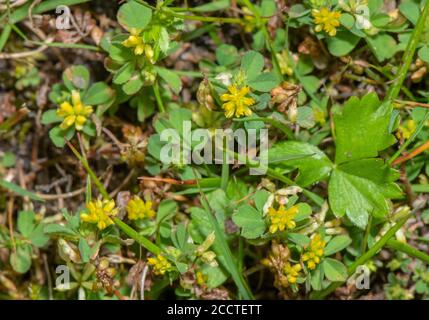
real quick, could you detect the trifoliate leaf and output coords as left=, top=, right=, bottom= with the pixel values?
left=241, top=51, right=264, bottom=81
left=323, top=258, right=348, bottom=282
left=29, top=224, right=49, bottom=248
left=232, top=205, right=266, bottom=239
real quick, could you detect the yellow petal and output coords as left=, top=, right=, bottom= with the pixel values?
left=74, top=103, right=83, bottom=115
left=75, top=116, right=86, bottom=131
left=71, top=90, right=81, bottom=106
left=103, top=200, right=116, bottom=213
left=80, top=213, right=91, bottom=222
left=220, top=93, right=233, bottom=102
left=239, top=86, right=250, bottom=95
left=60, top=115, right=76, bottom=129
left=98, top=220, right=107, bottom=230
left=57, top=102, right=74, bottom=117
left=228, top=85, right=238, bottom=95
left=83, top=106, right=93, bottom=116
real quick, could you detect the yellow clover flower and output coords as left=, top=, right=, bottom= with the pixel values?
left=312, top=7, right=341, bottom=37
left=267, top=204, right=299, bottom=234
left=283, top=262, right=302, bottom=284
left=220, top=85, right=255, bottom=118
left=126, top=196, right=155, bottom=220
left=122, top=28, right=154, bottom=60
left=147, top=254, right=172, bottom=276
left=80, top=199, right=118, bottom=230
left=396, top=119, right=416, bottom=140
left=196, top=271, right=208, bottom=286
left=56, top=90, right=93, bottom=131
left=302, top=233, right=326, bottom=270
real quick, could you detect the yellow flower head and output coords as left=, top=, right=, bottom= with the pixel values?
left=267, top=205, right=299, bottom=234
left=220, top=85, right=255, bottom=118
left=283, top=262, right=302, bottom=284
left=126, top=196, right=155, bottom=220
left=122, top=28, right=154, bottom=61
left=396, top=119, right=416, bottom=140
left=147, top=254, right=172, bottom=276
left=122, top=28, right=144, bottom=54
left=312, top=7, right=342, bottom=37
left=302, top=233, right=326, bottom=270
left=196, top=271, right=208, bottom=286
left=56, top=90, right=93, bottom=131
left=80, top=199, right=118, bottom=230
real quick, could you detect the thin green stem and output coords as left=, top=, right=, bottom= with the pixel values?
left=384, top=1, right=429, bottom=103
left=386, top=239, right=429, bottom=264
left=169, top=11, right=244, bottom=24
left=386, top=2, right=429, bottom=166
left=171, top=70, right=204, bottom=78
left=194, top=172, right=254, bottom=300
left=67, top=142, right=162, bottom=257
left=153, top=80, right=165, bottom=113
left=30, top=41, right=100, bottom=51
left=361, top=215, right=372, bottom=254
left=112, top=217, right=161, bottom=255
left=220, top=147, right=229, bottom=191
left=67, top=142, right=109, bottom=200
left=263, top=27, right=282, bottom=80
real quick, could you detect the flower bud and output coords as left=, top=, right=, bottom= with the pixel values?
left=58, top=239, right=81, bottom=263
left=197, top=79, right=216, bottom=110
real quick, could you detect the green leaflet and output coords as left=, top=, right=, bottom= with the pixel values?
left=338, top=159, right=402, bottom=199
left=323, top=258, right=348, bottom=282
left=268, top=140, right=333, bottom=187
left=328, top=168, right=388, bottom=228
left=232, top=205, right=265, bottom=239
